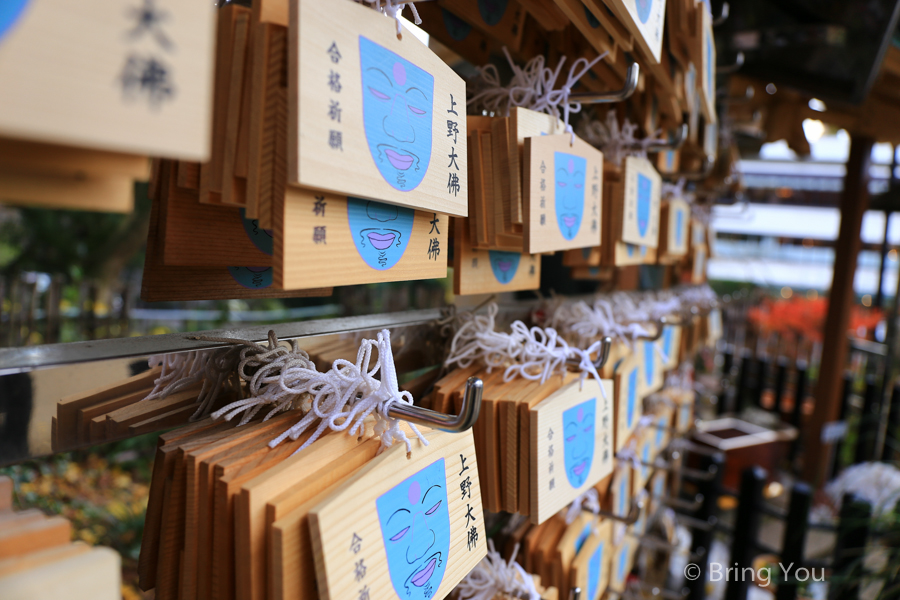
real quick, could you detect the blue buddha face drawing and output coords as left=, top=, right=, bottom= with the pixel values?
left=377, top=459, right=451, bottom=600
left=626, top=368, right=638, bottom=429
left=675, top=209, right=684, bottom=247
left=705, top=31, right=714, bottom=102
left=641, top=444, right=651, bottom=485
left=617, top=475, right=628, bottom=516
left=360, top=36, right=434, bottom=192
left=227, top=267, right=272, bottom=289
left=587, top=541, right=605, bottom=600
left=555, top=152, right=586, bottom=240
left=240, top=210, right=273, bottom=255
left=653, top=473, right=665, bottom=498
left=563, top=398, right=596, bottom=488
left=348, top=198, right=414, bottom=270
left=655, top=414, right=665, bottom=448
left=636, top=0, right=653, bottom=24
left=478, top=0, right=508, bottom=26
left=643, top=341, right=655, bottom=387
left=0, top=0, right=29, bottom=41
left=488, top=251, right=520, bottom=284
left=636, top=173, right=652, bottom=237
left=665, top=151, right=675, bottom=171
left=442, top=9, right=472, bottom=41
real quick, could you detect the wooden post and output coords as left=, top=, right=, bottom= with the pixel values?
left=803, top=135, right=874, bottom=486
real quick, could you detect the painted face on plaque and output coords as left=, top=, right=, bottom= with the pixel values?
left=637, top=174, right=652, bottom=238
left=377, top=459, right=451, bottom=600
left=627, top=368, right=638, bottom=429
left=587, top=541, right=605, bottom=600
left=644, top=341, right=655, bottom=388
left=488, top=250, right=520, bottom=284
left=360, top=36, right=434, bottom=192
left=636, top=0, right=653, bottom=24
left=347, top=198, right=414, bottom=270
left=0, top=0, right=29, bottom=41
left=478, top=0, right=508, bottom=25
left=563, top=398, right=596, bottom=488
left=227, top=267, right=273, bottom=289
left=555, top=152, right=586, bottom=241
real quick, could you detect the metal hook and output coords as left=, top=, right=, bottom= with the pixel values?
left=645, top=123, right=688, bottom=152
left=569, top=61, right=640, bottom=105
left=633, top=319, right=666, bottom=342
left=566, top=336, right=613, bottom=371
left=591, top=496, right=644, bottom=524
left=631, top=581, right=691, bottom=600
left=663, top=155, right=715, bottom=181
left=387, top=376, right=482, bottom=432
left=661, top=493, right=705, bottom=512
left=713, top=2, right=729, bottom=26
left=717, top=52, right=745, bottom=74
left=675, top=512, right=718, bottom=532
left=639, top=457, right=719, bottom=481
left=570, top=587, right=581, bottom=600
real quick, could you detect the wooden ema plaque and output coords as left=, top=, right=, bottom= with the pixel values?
left=648, top=469, right=667, bottom=515
left=638, top=339, right=664, bottom=396
left=697, top=3, right=716, bottom=123
left=453, top=217, right=540, bottom=295
left=691, top=246, right=707, bottom=283
left=609, top=466, right=631, bottom=542
left=523, top=134, right=603, bottom=254
left=631, top=430, right=654, bottom=496
left=553, top=0, right=617, bottom=59
left=563, top=247, right=602, bottom=267
left=606, top=0, right=667, bottom=64
left=570, top=266, right=614, bottom=282
left=288, top=0, right=468, bottom=216
left=614, top=242, right=657, bottom=266
left=659, top=198, right=690, bottom=259
left=613, top=352, right=642, bottom=452
left=569, top=519, right=613, bottom=600
left=0, top=0, right=215, bottom=160
left=552, top=512, right=595, bottom=600
left=273, top=185, right=448, bottom=290
left=656, top=149, right=680, bottom=174
left=659, top=324, right=682, bottom=371
left=412, top=2, right=492, bottom=68
left=620, top=156, right=661, bottom=247
left=309, top=429, right=486, bottom=600
left=529, top=378, right=614, bottom=524
left=509, top=108, right=566, bottom=225
left=609, top=535, right=637, bottom=593
left=708, top=308, right=723, bottom=345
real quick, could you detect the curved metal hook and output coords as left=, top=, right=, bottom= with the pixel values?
left=387, top=376, right=482, bottom=432
left=663, top=155, right=715, bottom=181
left=633, top=319, right=666, bottom=342
left=645, top=123, right=688, bottom=152
left=566, top=336, right=613, bottom=371
left=569, top=61, right=640, bottom=105
left=592, top=495, right=644, bottom=524
left=713, top=2, right=729, bottom=26
left=717, top=51, right=745, bottom=74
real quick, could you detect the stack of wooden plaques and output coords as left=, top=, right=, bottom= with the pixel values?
left=0, top=0, right=215, bottom=212
left=0, top=476, right=121, bottom=600
left=139, top=410, right=487, bottom=600
left=426, top=367, right=615, bottom=523
left=51, top=366, right=225, bottom=452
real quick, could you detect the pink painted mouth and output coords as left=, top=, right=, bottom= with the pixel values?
left=367, top=232, right=396, bottom=250
left=385, top=149, right=414, bottom=170
left=496, top=260, right=512, bottom=272
left=573, top=460, right=587, bottom=476
left=638, top=218, right=648, bottom=231
left=412, top=557, right=437, bottom=587
left=563, top=216, right=577, bottom=228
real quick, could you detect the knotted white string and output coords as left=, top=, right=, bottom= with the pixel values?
left=144, top=346, right=243, bottom=421
left=202, top=329, right=426, bottom=457
left=361, top=0, right=421, bottom=35
left=565, top=487, right=601, bottom=525
left=576, top=111, right=666, bottom=166
left=457, top=540, right=542, bottom=600
left=468, top=47, right=607, bottom=144
left=445, top=303, right=607, bottom=398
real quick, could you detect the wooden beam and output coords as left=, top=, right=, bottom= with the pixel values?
left=802, top=135, right=874, bottom=486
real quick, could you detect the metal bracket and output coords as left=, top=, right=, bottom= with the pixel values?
left=566, top=336, right=613, bottom=371
left=713, top=2, right=730, bottom=26
left=569, top=61, right=640, bottom=105
left=645, top=124, right=688, bottom=152
left=592, top=496, right=644, bottom=524
left=388, top=376, right=482, bottom=433
left=663, top=156, right=715, bottom=181
left=717, top=52, right=744, bottom=74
